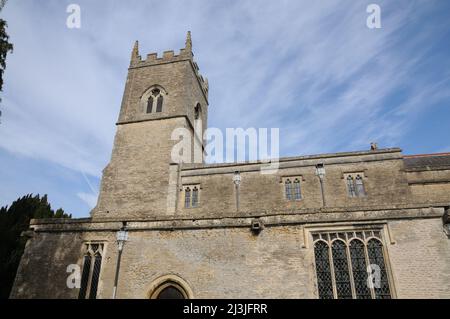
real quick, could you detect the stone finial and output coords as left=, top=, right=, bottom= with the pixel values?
left=370, top=142, right=378, bottom=150
left=185, top=31, right=192, bottom=52
left=131, top=40, right=140, bottom=65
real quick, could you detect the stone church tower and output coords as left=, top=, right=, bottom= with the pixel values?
left=10, top=33, right=450, bottom=299
left=93, top=32, right=208, bottom=219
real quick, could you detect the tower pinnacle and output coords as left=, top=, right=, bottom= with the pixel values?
left=185, top=31, right=192, bottom=52
left=131, top=40, right=140, bottom=65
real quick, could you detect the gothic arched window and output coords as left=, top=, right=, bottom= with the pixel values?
left=145, top=87, right=164, bottom=113
left=331, top=240, right=352, bottom=299
left=346, top=174, right=367, bottom=198
left=293, top=178, right=302, bottom=200
left=78, top=243, right=104, bottom=299
left=192, top=186, right=199, bottom=207
left=349, top=239, right=371, bottom=299
left=194, top=103, right=201, bottom=120
left=347, top=175, right=356, bottom=197
left=355, top=175, right=366, bottom=197
left=285, top=179, right=292, bottom=200
left=314, top=241, right=334, bottom=299
left=313, top=231, right=392, bottom=299
left=183, top=185, right=200, bottom=208
left=367, top=239, right=391, bottom=299
left=184, top=187, right=191, bottom=208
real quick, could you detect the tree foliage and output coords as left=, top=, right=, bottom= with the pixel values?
left=0, top=194, right=71, bottom=299
left=0, top=18, right=13, bottom=95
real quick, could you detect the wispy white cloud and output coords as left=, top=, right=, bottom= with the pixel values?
left=0, top=0, right=449, bottom=216
left=77, top=192, right=98, bottom=210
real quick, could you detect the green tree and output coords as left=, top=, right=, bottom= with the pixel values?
left=0, top=194, right=71, bottom=299
left=0, top=0, right=14, bottom=119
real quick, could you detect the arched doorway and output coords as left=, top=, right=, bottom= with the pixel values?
left=147, top=275, right=193, bottom=299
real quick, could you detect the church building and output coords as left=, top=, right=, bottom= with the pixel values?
left=10, top=33, right=450, bottom=299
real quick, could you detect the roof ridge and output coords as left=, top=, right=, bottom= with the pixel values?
left=404, top=152, right=450, bottom=158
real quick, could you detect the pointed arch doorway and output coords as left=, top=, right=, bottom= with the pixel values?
left=147, top=274, right=194, bottom=299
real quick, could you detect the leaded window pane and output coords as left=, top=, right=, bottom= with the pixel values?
left=349, top=240, right=371, bottom=299
left=146, top=96, right=153, bottom=113
left=314, top=231, right=392, bottom=300
left=355, top=175, right=366, bottom=197
left=185, top=188, right=191, bottom=208
left=192, top=187, right=199, bottom=207
left=285, top=180, right=292, bottom=200
left=367, top=239, right=391, bottom=299
left=314, top=241, right=334, bottom=299
left=332, top=240, right=352, bottom=299
left=78, top=254, right=91, bottom=299
left=89, top=254, right=102, bottom=299
left=156, top=95, right=163, bottom=112
left=293, top=179, right=301, bottom=200
left=347, top=176, right=356, bottom=197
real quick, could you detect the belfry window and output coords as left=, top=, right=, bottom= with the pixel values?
left=284, top=177, right=302, bottom=201
left=145, top=88, right=164, bottom=113
left=313, top=230, right=392, bottom=299
left=183, top=185, right=200, bottom=208
left=78, top=243, right=104, bottom=299
left=346, top=173, right=366, bottom=198
left=194, top=103, right=201, bottom=120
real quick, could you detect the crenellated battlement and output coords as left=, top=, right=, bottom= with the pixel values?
left=129, top=32, right=209, bottom=98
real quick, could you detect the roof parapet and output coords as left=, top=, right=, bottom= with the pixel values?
left=129, top=31, right=208, bottom=99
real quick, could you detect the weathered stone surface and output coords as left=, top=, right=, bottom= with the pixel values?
left=10, top=35, right=450, bottom=299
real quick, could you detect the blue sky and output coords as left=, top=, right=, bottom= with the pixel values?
left=0, top=0, right=449, bottom=217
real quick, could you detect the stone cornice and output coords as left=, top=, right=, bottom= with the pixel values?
left=29, top=205, right=445, bottom=233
